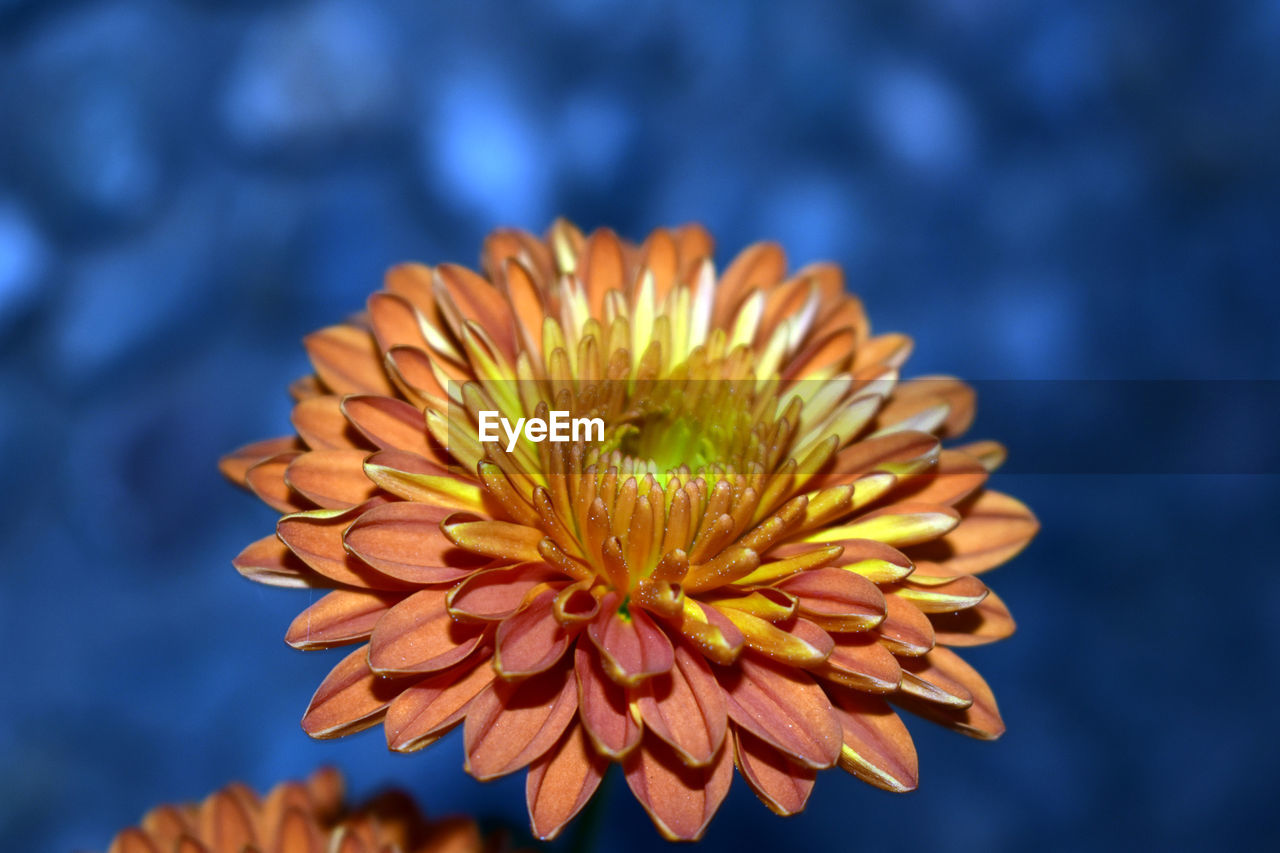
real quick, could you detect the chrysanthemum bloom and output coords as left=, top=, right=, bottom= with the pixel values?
left=103, top=767, right=489, bottom=853
left=222, top=221, right=1038, bottom=841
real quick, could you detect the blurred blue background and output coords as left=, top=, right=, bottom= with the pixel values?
left=2, top=0, right=1278, bottom=850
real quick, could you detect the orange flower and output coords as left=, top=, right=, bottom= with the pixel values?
left=103, top=767, right=488, bottom=853
left=222, top=221, right=1038, bottom=841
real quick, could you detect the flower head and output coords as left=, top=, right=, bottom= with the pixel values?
left=222, top=221, right=1038, bottom=841
left=103, top=768, right=488, bottom=853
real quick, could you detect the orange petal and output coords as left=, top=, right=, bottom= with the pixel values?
left=197, top=787, right=256, bottom=853
left=341, top=394, right=434, bottom=457
left=897, top=649, right=975, bottom=709
left=623, top=737, right=733, bottom=842
left=246, top=451, right=310, bottom=514
left=776, top=567, right=886, bottom=631
left=891, top=449, right=988, bottom=507
left=363, top=449, right=482, bottom=510
left=713, top=241, right=786, bottom=328
left=276, top=503, right=404, bottom=589
left=675, top=599, right=745, bottom=665
left=464, top=663, right=578, bottom=780
left=494, top=589, right=571, bottom=678
left=367, top=291, right=428, bottom=353
left=908, top=490, right=1039, bottom=575
left=819, top=632, right=902, bottom=692
left=813, top=502, right=960, bottom=549
left=526, top=722, right=608, bottom=841
left=635, top=643, right=728, bottom=767
left=717, top=608, right=832, bottom=667
left=876, top=594, right=936, bottom=656
left=368, top=588, right=485, bottom=675
left=828, top=687, right=918, bottom=792
left=292, top=395, right=361, bottom=450
left=232, top=534, right=328, bottom=589
left=286, top=589, right=399, bottom=650
left=108, top=829, right=160, bottom=853
left=575, top=644, right=641, bottom=759
left=435, top=263, right=517, bottom=357
left=894, top=647, right=1005, bottom=739
left=443, top=518, right=545, bottom=563
left=219, top=435, right=300, bottom=487
left=301, top=645, right=401, bottom=738
left=270, top=806, right=325, bottom=853
left=719, top=656, right=842, bottom=769
left=343, top=502, right=484, bottom=585
left=586, top=594, right=675, bottom=685
left=286, top=449, right=378, bottom=509
left=384, top=659, right=495, bottom=752
left=448, top=563, right=560, bottom=622
left=889, top=573, right=989, bottom=613
left=930, top=588, right=1016, bottom=646
left=733, top=727, right=816, bottom=816
left=303, top=324, right=394, bottom=395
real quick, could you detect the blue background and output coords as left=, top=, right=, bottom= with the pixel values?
left=2, top=1, right=1277, bottom=850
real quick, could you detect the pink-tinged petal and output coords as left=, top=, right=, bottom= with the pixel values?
left=908, top=490, right=1039, bottom=575
left=733, top=728, right=816, bottom=816
left=894, top=647, right=1005, bottom=739
left=674, top=599, right=745, bottom=665
left=368, top=588, right=485, bottom=675
left=495, top=589, right=571, bottom=678
left=233, top=534, right=328, bottom=589
left=363, top=449, right=483, bottom=510
left=623, top=737, right=733, bottom=842
left=219, top=436, right=299, bottom=487
left=575, top=644, right=642, bottom=759
left=587, top=594, right=675, bottom=685
left=876, top=594, right=936, bottom=656
left=245, top=451, right=309, bottom=513
left=635, top=643, right=728, bottom=767
left=384, top=659, right=495, bottom=752
left=464, top=663, right=578, bottom=780
left=443, top=517, right=545, bottom=563
left=343, top=502, right=485, bottom=585
left=301, top=645, right=402, bottom=738
left=828, top=687, right=919, bottom=792
left=291, top=395, right=361, bottom=450
left=276, top=503, right=405, bottom=589
left=776, top=567, right=886, bottom=631
left=285, top=449, right=378, bottom=509
left=197, top=787, right=255, bottom=853
left=448, top=563, right=560, bottom=622
left=526, top=722, right=608, bottom=841
left=719, top=656, right=842, bottom=769
left=303, top=324, right=394, bottom=396
left=930, top=588, right=1016, bottom=646
left=286, top=589, right=399, bottom=650
left=341, top=394, right=434, bottom=457
left=819, top=633, right=902, bottom=693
